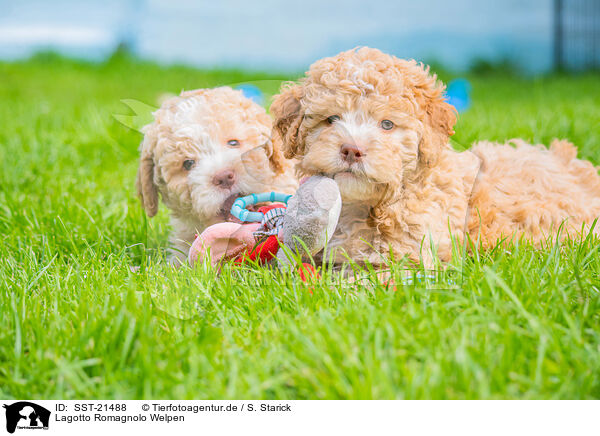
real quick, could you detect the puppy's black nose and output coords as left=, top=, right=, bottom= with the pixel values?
left=340, top=144, right=364, bottom=163
left=212, top=169, right=236, bottom=188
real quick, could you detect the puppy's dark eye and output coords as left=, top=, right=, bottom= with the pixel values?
left=327, top=115, right=341, bottom=124
left=380, top=119, right=394, bottom=130
left=227, top=139, right=240, bottom=147
left=183, top=159, right=195, bottom=171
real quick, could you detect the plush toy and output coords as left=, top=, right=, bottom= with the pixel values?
left=188, top=175, right=342, bottom=276
left=275, top=175, right=342, bottom=266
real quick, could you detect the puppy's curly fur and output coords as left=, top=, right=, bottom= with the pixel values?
left=137, top=87, right=296, bottom=263
left=271, top=47, right=600, bottom=267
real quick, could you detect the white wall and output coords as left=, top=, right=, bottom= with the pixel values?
left=0, top=0, right=554, bottom=73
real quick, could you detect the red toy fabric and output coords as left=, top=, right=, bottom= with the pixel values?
left=256, top=203, right=285, bottom=215
left=298, top=263, right=318, bottom=281
left=234, top=234, right=280, bottom=265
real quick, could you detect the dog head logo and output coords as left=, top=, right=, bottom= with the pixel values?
left=2, top=402, right=50, bottom=434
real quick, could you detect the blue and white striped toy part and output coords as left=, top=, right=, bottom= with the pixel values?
left=230, top=192, right=292, bottom=222
left=445, top=78, right=472, bottom=113
left=235, top=84, right=265, bottom=106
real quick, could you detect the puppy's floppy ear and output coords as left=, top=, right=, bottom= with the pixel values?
left=253, top=111, right=286, bottom=175
left=136, top=127, right=159, bottom=217
left=419, top=98, right=457, bottom=166
left=407, top=62, right=457, bottom=167
left=270, top=83, right=305, bottom=159
left=427, top=97, right=456, bottom=138
left=264, top=137, right=287, bottom=174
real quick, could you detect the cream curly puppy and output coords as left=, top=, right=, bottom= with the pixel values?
left=137, top=87, right=296, bottom=263
left=271, top=47, right=600, bottom=267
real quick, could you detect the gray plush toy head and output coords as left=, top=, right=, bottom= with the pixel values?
left=276, top=175, right=342, bottom=265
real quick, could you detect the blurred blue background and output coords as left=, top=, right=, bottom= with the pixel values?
left=0, top=0, right=598, bottom=73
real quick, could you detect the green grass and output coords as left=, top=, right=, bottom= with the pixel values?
left=1, top=53, right=599, bottom=399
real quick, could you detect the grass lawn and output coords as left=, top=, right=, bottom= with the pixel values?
left=1, top=53, right=599, bottom=399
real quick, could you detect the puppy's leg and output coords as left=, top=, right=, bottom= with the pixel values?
left=168, top=217, right=197, bottom=266
left=168, top=240, right=190, bottom=266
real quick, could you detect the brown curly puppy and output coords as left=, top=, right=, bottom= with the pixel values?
left=271, top=47, right=600, bottom=267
